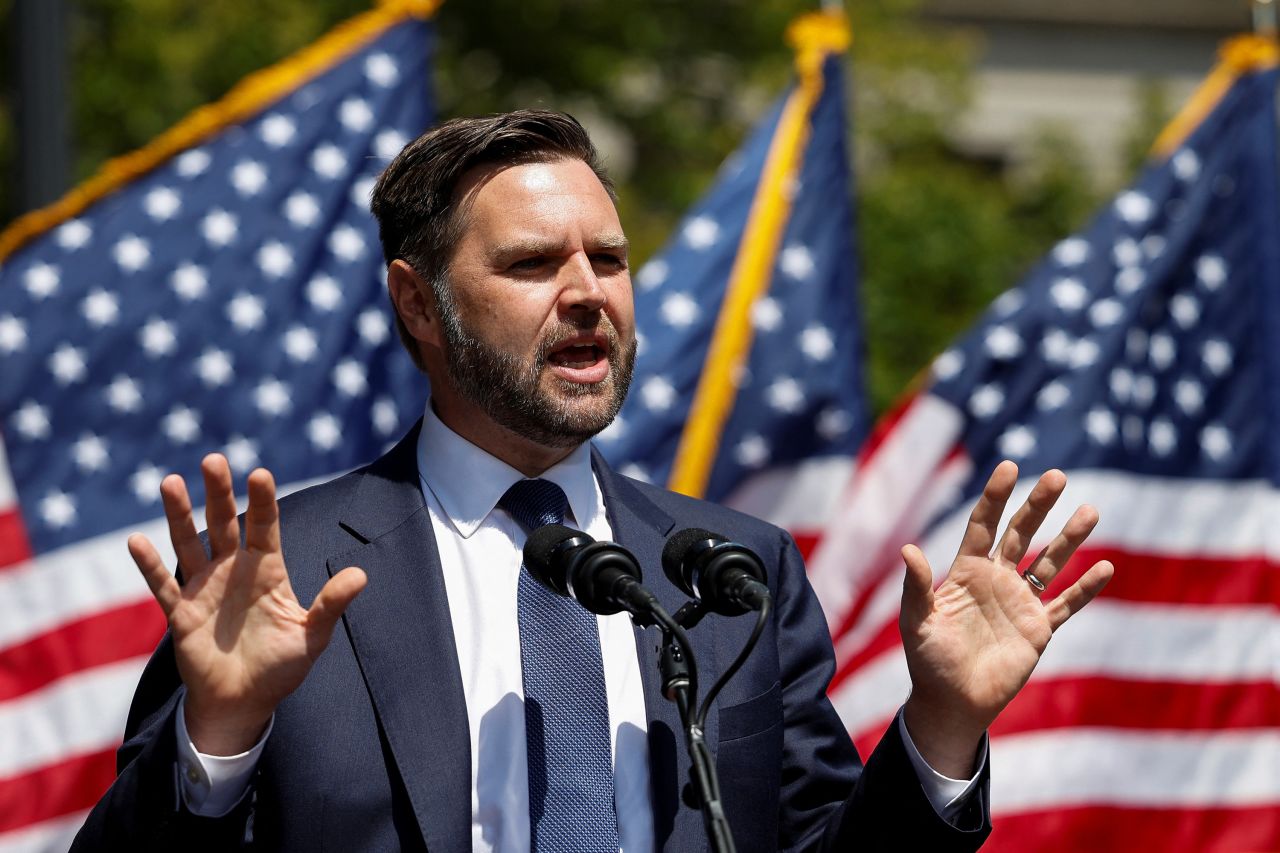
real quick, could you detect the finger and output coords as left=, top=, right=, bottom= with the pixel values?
left=992, top=469, right=1067, bottom=569
left=1046, top=560, right=1114, bottom=632
left=202, top=454, right=241, bottom=559
left=955, top=460, right=1019, bottom=559
left=305, top=567, right=368, bottom=657
left=1022, top=504, right=1100, bottom=589
left=899, top=545, right=935, bottom=629
left=128, top=533, right=182, bottom=617
left=244, top=468, right=281, bottom=555
left=159, top=474, right=208, bottom=577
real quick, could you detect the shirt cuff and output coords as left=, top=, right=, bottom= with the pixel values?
left=897, top=711, right=987, bottom=822
left=174, top=690, right=273, bottom=817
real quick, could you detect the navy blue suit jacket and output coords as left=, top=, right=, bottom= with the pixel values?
left=72, top=423, right=991, bottom=852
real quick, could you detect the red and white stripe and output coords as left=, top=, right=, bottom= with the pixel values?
left=809, top=392, right=1280, bottom=852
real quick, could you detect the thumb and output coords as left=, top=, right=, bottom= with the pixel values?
left=305, top=567, right=368, bottom=658
left=899, top=544, right=934, bottom=628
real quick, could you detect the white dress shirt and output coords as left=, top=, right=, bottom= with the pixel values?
left=175, top=402, right=983, bottom=845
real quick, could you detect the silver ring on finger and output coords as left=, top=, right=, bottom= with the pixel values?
left=1022, top=570, right=1046, bottom=592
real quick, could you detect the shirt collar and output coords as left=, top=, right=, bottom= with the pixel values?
left=416, top=401, right=601, bottom=538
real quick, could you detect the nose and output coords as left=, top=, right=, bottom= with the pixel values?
left=558, top=252, right=607, bottom=313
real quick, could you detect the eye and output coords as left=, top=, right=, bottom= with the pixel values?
left=509, top=256, right=547, bottom=272
left=591, top=253, right=627, bottom=270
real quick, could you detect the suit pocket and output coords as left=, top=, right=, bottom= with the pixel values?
left=717, top=680, right=782, bottom=742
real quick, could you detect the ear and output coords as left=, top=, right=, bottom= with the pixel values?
left=387, top=259, right=444, bottom=349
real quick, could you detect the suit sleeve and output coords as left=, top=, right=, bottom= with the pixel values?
left=768, top=530, right=992, bottom=852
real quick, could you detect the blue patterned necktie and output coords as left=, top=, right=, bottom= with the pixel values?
left=499, top=478, right=620, bottom=852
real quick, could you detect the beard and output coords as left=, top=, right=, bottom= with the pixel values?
left=439, top=308, right=637, bottom=449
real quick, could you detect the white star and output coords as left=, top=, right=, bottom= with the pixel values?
left=259, top=113, right=297, bottom=147
left=308, top=414, right=342, bottom=451
left=131, top=464, right=165, bottom=503
left=24, top=262, right=60, bottom=298
left=1196, top=255, right=1227, bottom=290
left=682, top=216, right=719, bottom=250
left=1115, top=266, right=1146, bottom=295
left=55, top=219, right=92, bottom=250
left=1149, top=418, right=1177, bottom=456
left=1174, top=378, right=1204, bottom=415
left=372, top=397, right=399, bottom=435
left=1115, top=191, right=1154, bottom=224
left=932, top=349, right=964, bottom=380
left=993, top=289, right=1024, bottom=315
left=333, top=359, right=368, bottom=396
left=312, top=144, right=347, bottom=179
left=224, top=436, right=260, bottom=473
left=175, top=148, right=211, bottom=177
left=1172, top=149, right=1200, bottom=181
left=1112, top=238, right=1142, bottom=267
left=1142, top=235, right=1166, bottom=261
left=171, top=263, right=208, bottom=300
left=365, top=52, right=399, bottom=86
left=350, top=176, right=377, bottom=208
left=969, top=384, right=1004, bottom=418
left=49, top=345, right=87, bottom=384
left=1042, top=329, right=1074, bottom=366
left=106, top=375, right=143, bottom=413
left=113, top=235, right=151, bottom=272
left=162, top=406, right=201, bottom=444
left=640, top=376, right=676, bottom=412
left=40, top=491, right=76, bottom=529
left=308, top=275, right=342, bottom=311
left=1036, top=380, right=1070, bottom=411
left=751, top=297, right=782, bottom=332
left=596, top=416, right=626, bottom=443
left=0, top=314, right=27, bottom=353
left=12, top=401, right=50, bottom=440
left=1170, top=294, right=1200, bottom=329
left=1131, top=374, right=1156, bottom=409
left=636, top=259, right=668, bottom=291
left=1070, top=338, right=1100, bottom=369
left=800, top=325, right=835, bottom=361
left=285, top=192, right=321, bottom=228
left=1148, top=333, right=1176, bottom=371
left=72, top=434, right=109, bottom=473
left=340, top=98, right=374, bottom=132
left=255, top=379, right=292, bottom=417
left=202, top=209, right=239, bottom=246
left=143, top=187, right=181, bottom=221
left=998, top=425, right=1036, bottom=458
left=984, top=325, right=1023, bottom=359
left=1202, top=339, right=1233, bottom=376
left=139, top=318, right=177, bottom=357
left=765, top=377, right=805, bottom=413
left=1085, top=408, right=1117, bottom=444
left=1089, top=298, right=1123, bottom=327
left=231, top=160, right=268, bottom=196
left=619, top=463, right=651, bottom=483
left=1200, top=424, right=1232, bottom=461
left=734, top=434, right=770, bottom=467
left=660, top=293, right=699, bottom=328
left=357, top=309, right=389, bottom=345
left=196, top=348, right=234, bottom=387
left=817, top=407, right=853, bottom=441
left=257, top=241, right=294, bottom=278
left=1126, top=328, right=1149, bottom=362
left=779, top=245, right=815, bottom=280
left=1110, top=367, right=1133, bottom=403
left=635, top=330, right=647, bottom=357
left=283, top=326, right=318, bottom=362
left=374, top=129, right=408, bottom=161
left=1050, top=277, right=1089, bottom=311
left=1052, top=237, right=1090, bottom=266
left=329, top=226, right=366, bottom=262
left=228, top=293, right=266, bottom=332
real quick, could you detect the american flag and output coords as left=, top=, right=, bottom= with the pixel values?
left=808, top=37, right=1280, bottom=851
left=0, top=5, right=436, bottom=849
left=599, top=10, right=868, bottom=553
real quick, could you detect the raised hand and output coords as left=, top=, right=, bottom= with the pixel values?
left=899, top=461, right=1113, bottom=777
left=127, top=454, right=367, bottom=755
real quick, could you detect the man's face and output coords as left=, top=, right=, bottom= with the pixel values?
left=435, top=157, right=637, bottom=449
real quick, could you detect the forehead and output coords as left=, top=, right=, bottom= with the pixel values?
left=454, top=158, right=622, bottom=245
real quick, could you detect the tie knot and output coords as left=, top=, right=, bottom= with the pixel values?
left=499, top=478, right=569, bottom=532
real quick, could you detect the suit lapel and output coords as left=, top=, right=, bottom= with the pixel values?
left=593, top=450, right=714, bottom=853
left=330, top=423, right=471, bottom=853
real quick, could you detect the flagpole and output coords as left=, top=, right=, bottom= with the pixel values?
left=1255, top=0, right=1278, bottom=39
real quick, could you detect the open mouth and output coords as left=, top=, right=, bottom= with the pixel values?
left=546, top=335, right=610, bottom=383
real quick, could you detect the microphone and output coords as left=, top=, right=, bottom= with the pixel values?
left=662, top=529, right=771, bottom=615
left=523, top=524, right=662, bottom=621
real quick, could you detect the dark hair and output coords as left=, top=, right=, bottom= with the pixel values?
left=370, top=110, right=615, bottom=371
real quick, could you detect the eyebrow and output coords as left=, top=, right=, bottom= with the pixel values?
left=490, top=233, right=630, bottom=261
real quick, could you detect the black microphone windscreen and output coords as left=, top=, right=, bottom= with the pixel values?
left=523, top=524, right=585, bottom=584
left=661, top=528, right=720, bottom=593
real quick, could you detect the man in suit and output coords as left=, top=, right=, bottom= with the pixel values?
left=73, top=111, right=1113, bottom=851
